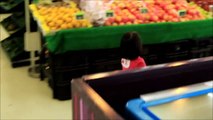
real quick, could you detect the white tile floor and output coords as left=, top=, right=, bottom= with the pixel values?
left=0, top=14, right=72, bottom=120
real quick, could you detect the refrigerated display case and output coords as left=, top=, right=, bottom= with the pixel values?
left=72, top=56, right=213, bottom=119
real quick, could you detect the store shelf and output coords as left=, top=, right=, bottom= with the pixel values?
left=0, top=35, right=40, bottom=68
left=0, top=0, right=24, bottom=13
left=0, top=12, right=25, bottom=36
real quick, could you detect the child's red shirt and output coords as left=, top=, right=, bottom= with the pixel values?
left=121, top=56, right=146, bottom=70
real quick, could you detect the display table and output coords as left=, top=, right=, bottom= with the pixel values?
left=45, top=19, right=213, bottom=54
left=39, top=19, right=213, bottom=100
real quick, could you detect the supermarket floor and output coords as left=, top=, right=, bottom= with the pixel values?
left=0, top=14, right=72, bottom=120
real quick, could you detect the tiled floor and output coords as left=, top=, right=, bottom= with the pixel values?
left=0, top=14, right=72, bottom=120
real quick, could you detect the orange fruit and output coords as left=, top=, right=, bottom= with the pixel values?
left=50, top=26, right=58, bottom=30
left=67, top=23, right=73, bottom=28
left=60, top=24, right=68, bottom=29
left=81, top=22, right=88, bottom=28
left=64, top=17, right=73, bottom=22
left=74, top=22, right=80, bottom=28
left=47, top=21, right=55, bottom=27
left=55, top=19, right=64, bottom=25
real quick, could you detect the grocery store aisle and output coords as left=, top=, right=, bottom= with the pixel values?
left=0, top=14, right=72, bottom=120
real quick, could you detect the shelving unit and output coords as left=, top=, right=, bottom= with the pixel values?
left=0, top=0, right=24, bottom=13
left=0, top=10, right=38, bottom=67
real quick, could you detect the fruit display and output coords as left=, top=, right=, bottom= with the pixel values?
left=189, top=2, right=213, bottom=19
left=29, top=0, right=212, bottom=31
left=29, top=2, right=92, bottom=34
left=188, top=0, right=213, bottom=11
left=104, top=0, right=212, bottom=26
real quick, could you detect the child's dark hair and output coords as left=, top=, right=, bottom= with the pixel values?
left=120, top=31, right=143, bottom=60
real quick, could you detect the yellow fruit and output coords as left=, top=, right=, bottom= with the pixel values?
left=43, top=25, right=50, bottom=33
left=87, top=24, right=93, bottom=28
left=29, top=4, right=37, bottom=11
left=39, top=16, right=45, bottom=23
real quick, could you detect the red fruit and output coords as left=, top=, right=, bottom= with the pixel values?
left=163, top=14, right=169, bottom=21
left=128, top=15, right=135, bottom=23
left=180, top=18, right=186, bottom=22
left=175, top=4, right=181, bottom=10
left=143, top=14, right=150, bottom=21
left=119, top=22, right=125, bottom=26
left=104, top=21, right=111, bottom=26
left=122, top=17, right=129, bottom=23
left=186, top=15, right=193, bottom=20
left=115, top=16, right=122, bottom=23
left=187, top=9, right=199, bottom=16
left=164, top=5, right=174, bottom=11
left=108, top=17, right=115, bottom=23
left=161, top=20, right=166, bottom=22
left=138, top=20, right=144, bottom=24
left=169, top=9, right=178, bottom=17
left=171, top=18, right=179, bottom=22
left=126, top=22, right=132, bottom=25
left=159, top=3, right=167, bottom=9
left=112, top=22, right=118, bottom=26
left=135, top=14, right=143, bottom=20
left=144, top=20, right=150, bottom=23
left=150, top=15, right=159, bottom=22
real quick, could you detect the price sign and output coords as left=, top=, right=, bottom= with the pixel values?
left=178, top=10, right=186, bottom=17
left=106, top=10, right=114, bottom=18
left=75, top=12, right=85, bottom=20
left=140, top=8, right=148, bottom=14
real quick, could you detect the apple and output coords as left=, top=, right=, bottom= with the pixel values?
left=171, top=18, right=179, bottom=22
left=133, top=20, right=139, bottom=24
left=108, top=17, right=115, bottom=23
left=104, top=0, right=210, bottom=26
left=135, top=14, right=143, bottom=20
left=119, top=22, right=125, bottom=26
left=112, top=22, right=118, bottom=26
left=150, top=15, right=159, bottom=22
left=104, top=21, right=111, bottom=26
left=121, top=17, right=129, bottom=23
left=126, top=21, right=132, bottom=25
left=115, top=16, right=122, bottom=23
left=138, top=20, right=144, bottom=24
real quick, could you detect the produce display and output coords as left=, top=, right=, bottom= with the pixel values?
left=104, top=0, right=212, bottom=26
left=29, top=0, right=212, bottom=34
left=189, top=0, right=213, bottom=11
left=29, top=2, right=92, bottom=34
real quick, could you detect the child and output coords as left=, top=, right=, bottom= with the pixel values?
left=120, top=32, right=147, bottom=70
